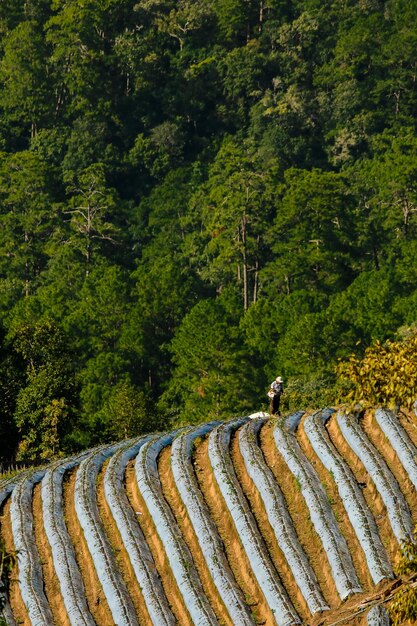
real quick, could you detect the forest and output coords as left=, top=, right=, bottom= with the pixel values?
left=0, top=0, right=416, bottom=464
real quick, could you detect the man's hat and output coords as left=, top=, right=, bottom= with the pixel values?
left=276, top=376, right=283, bottom=383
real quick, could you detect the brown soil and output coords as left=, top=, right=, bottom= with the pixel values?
left=158, top=445, right=232, bottom=626
left=63, top=468, right=113, bottom=625
left=230, top=430, right=310, bottom=622
left=32, top=482, right=70, bottom=626
left=193, top=437, right=276, bottom=626
left=297, top=416, right=373, bottom=592
left=259, top=421, right=339, bottom=608
left=398, top=409, right=417, bottom=449
left=96, top=460, right=151, bottom=625
left=326, top=416, right=398, bottom=566
left=125, top=460, right=192, bottom=626
left=0, top=498, right=30, bottom=626
left=362, top=411, right=417, bottom=548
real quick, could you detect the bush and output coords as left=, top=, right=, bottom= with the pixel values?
left=337, top=329, right=417, bottom=409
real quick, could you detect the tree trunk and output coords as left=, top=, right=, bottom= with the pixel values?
left=241, top=215, right=248, bottom=311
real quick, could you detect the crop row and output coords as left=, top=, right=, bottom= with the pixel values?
left=375, top=408, right=417, bottom=492
left=304, top=411, right=393, bottom=584
left=208, top=418, right=301, bottom=626
left=171, top=422, right=255, bottom=626
left=42, top=453, right=95, bottom=626
left=10, top=469, right=53, bottom=626
left=239, top=418, right=329, bottom=614
left=337, top=412, right=414, bottom=543
left=75, top=442, right=139, bottom=626
left=103, top=436, right=176, bottom=626
left=274, top=420, right=362, bottom=600
left=1, top=406, right=417, bottom=626
left=135, top=432, right=219, bottom=626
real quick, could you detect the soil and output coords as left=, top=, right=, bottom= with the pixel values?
left=158, top=445, right=233, bottom=626
left=96, top=460, right=151, bottom=625
left=297, top=415, right=373, bottom=592
left=398, top=409, right=417, bottom=449
left=362, top=410, right=417, bottom=556
left=193, top=437, right=276, bottom=626
left=259, top=421, right=340, bottom=608
left=63, top=468, right=114, bottom=625
left=326, top=416, right=399, bottom=566
left=125, top=460, right=192, bottom=626
left=230, top=429, right=311, bottom=621
left=32, top=482, right=71, bottom=626
left=0, top=498, right=30, bottom=626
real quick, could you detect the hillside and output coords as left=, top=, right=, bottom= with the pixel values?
left=2, top=407, right=417, bottom=626
left=2, top=0, right=417, bottom=463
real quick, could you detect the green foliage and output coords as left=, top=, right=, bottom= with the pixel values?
left=390, top=525, right=417, bottom=625
left=1, top=0, right=417, bottom=458
left=102, top=381, right=159, bottom=440
left=0, top=538, right=16, bottom=617
left=11, top=320, right=78, bottom=462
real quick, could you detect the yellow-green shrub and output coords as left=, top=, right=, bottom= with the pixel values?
left=337, top=331, right=417, bottom=409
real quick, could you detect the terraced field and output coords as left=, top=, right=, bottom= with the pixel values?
left=1, top=407, right=417, bottom=626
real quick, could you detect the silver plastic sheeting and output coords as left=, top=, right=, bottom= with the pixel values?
left=284, top=411, right=305, bottom=433
left=0, top=597, right=16, bottom=626
left=274, top=421, right=362, bottom=600
left=337, top=412, right=414, bottom=543
left=75, top=442, right=139, bottom=626
left=10, top=469, right=54, bottom=626
left=304, top=412, right=393, bottom=584
left=171, top=422, right=255, bottom=626
left=318, top=408, right=336, bottom=424
left=239, top=418, right=329, bottom=615
left=0, top=474, right=25, bottom=509
left=375, top=408, right=417, bottom=492
left=104, top=436, right=176, bottom=626
left=209, top=419, right=301, bottom=626
left=135, top=432, right=219, bottom=626
left=367, top=604, right=390, bottom=626
left=0, top=477, right=21, bottom=625
left=42, top=452, right=95, bottom=626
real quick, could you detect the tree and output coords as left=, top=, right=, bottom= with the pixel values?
left=162, top=292, right=261, bottom=424
left=0, top=20, right=51, bottom=138
left=11, top=320, right=78, bottom=462
left=64, top=164, right=119, bottom=271
left=0, top=152, right=59, bottom=311
left=102, top=381, right=158, bottom=440
left=265, top=168, right=356, bottom=296
left=190, top=137, right=278, bottom=311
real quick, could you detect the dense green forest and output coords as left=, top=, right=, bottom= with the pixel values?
left=0, top=0, right=416, bottom=463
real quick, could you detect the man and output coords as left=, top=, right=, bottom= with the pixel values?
left=268, top=376, right=283, bottom=417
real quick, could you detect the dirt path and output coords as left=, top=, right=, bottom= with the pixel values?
left=32, top=482, right=70, bottom=626
left=125, top=461, right=191, bottom=626
left=297, top=416, right=373, bottom=592
left=0, top=498, right=30, bottom=626
left=158, top=445, right=232, bottom=626
left=326, top=417, right=399, bottom=566
left=259, top=421, right=340, bottom=608
left=63, top=469, right=113, bottom=625
left=96, top=461, right=151, bottom=625
left=230, top=430, right=310, bottom=622
left=194, top=437, right=275, bottom=626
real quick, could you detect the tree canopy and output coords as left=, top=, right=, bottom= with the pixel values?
left=1, top=0, right=417, bottom=462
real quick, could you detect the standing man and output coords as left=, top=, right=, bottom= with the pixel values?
left=268, top=376, right=283, bottom=417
